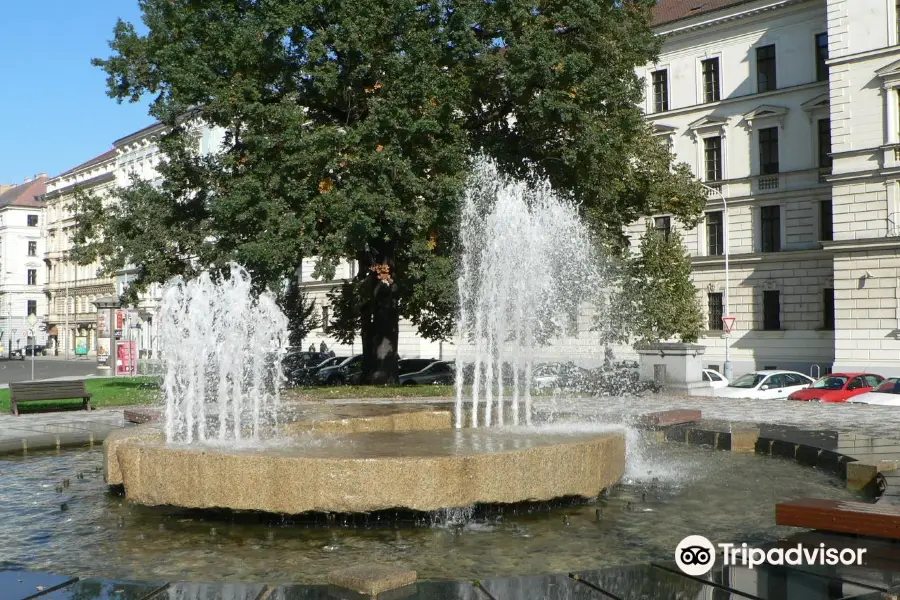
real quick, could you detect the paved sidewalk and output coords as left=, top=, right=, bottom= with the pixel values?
left=0, top=407, right=131, bottom=454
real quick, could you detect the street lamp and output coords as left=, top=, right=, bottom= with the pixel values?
left=699, top=182, right=733, bottom=382
left=2, top=271, right=15, bottom=359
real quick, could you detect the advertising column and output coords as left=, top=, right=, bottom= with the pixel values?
left=97, top=311, right=110, bottom=369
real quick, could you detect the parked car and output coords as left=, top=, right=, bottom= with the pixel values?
left=317, top=355, right=364, bottom=385
left=23, top=344, right=47, bottom=357
left=398, top=358, right=438, bottom=376
left=532, top=362, right=591, bottom=390
left=282, top=351, right=331, bottom=386
left=714, top=370, right=814, bottom=400
left=399, top=361, right=455, bottom=385
left=848, top=377, right=900, bottom=405
left=788, top=372, right=885, bottom=403
left=702, top=369, right=729, bottom=390
left=8, top=348, right=24, bottom=360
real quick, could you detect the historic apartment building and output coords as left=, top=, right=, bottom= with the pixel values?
left=44, top=151, right=117, bottom=356
left=43, top=122, right=184, bottom=359
left=0, top=176, right=49, bottom=354
left=628, top=0, right=900, bottom=377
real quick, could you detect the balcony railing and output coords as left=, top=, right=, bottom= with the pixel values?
left=756, top=175, right=780, bottom=192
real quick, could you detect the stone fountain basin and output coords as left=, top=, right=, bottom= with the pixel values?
left=106, top=404, right=625, bottom=514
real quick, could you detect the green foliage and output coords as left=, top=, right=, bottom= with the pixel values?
left=76, top=0, right=708, bottom=373
left=618, top=222, right=703, bottom=344
left=278, top=279, right=319, bottom=348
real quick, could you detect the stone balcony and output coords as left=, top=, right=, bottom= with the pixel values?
left=703, top=167, right=830, bottom=200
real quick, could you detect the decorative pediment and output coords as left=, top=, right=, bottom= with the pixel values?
left=876, top=58, right=900, bottom=81
left=652, top=124, right=677, bottom=136
left=742, top=105, right=789, bottom=130
left=763, top=279, right=778, bottom=291
left=801, top=93, right=830, bottom=113
left=687, top=115, right=728, bottom=139
left=688, top=115, right=728, bottom=130
left=706, top=282, right=721, bottom=293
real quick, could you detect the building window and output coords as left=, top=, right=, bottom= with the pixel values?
left=897, top=0, right=900, bottom=45
left=704, top=136, right=722, bottom=181
left=823, top=288, right=835, bottom=330
left=818, top=119, right=832, bottom=169
left=26, top=269, right=37, bottom=286
left=708, top=292, right=724, bottom=330
left=820, top=200, right=833, bottom=241
left=761, top=205, right=781, bottom=252
left=759, top=127, right=779, bottom=174
left=763, top=290, right=781, bottom=330
left=27, top=241, right=36, bottom=257
left=26, top=215, right=38, bottom=227
left=706, top=211, right=724, bottom=256
left=26, top=300, right=36, bottom=317
left=815, top=33, right=828, bottom=82
left=756, top=45, right=777, bottom=92
left=654, top=216, right=671, bottom=239
left=652, top=70, right=669, bottom=113
left=321, top=305, right=330, bottom=333
left=701, top=58, right=720, bottom=103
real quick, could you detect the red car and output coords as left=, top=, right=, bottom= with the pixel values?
left=788, top=372, right=885, bottom=402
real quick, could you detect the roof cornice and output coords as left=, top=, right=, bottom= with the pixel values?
left=655, top=0, right=812, bottom=38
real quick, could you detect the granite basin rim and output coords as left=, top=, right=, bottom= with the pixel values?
left=113, top=429, right=626, bottom=513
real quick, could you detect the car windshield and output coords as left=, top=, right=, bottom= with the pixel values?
left=874, top=378, right=900, bottom=394
left=812, top=376, right=848, bottom=390
left=729, top=373, right=766, bottom=389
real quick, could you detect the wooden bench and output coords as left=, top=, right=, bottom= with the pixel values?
left=9, top=380, right=93, bottom=416
left=776, top=498, right=900, bottom=540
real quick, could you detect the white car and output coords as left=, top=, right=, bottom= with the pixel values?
left=714, top=370, right=814, bottom=400
left=848, top=377, right=900, bottom=405
left=702, top=369, right=729, bottom=390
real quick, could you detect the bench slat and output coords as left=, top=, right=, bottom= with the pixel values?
left=9, top=380, right=92, bottom=416
left=776, top=498, right=900, bottom=540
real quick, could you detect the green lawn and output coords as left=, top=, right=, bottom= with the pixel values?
left=287, top=384, right=457, bottom=400
left=0, top=377, right=161, bottom=414
left=286, top=384, right=555, bottom=401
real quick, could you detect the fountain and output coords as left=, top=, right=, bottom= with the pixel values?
left=103, top=158, right=626, bottom=514
left=454, top=158, right=602, bottom=428
left=161, top=265, right=287, bottom=444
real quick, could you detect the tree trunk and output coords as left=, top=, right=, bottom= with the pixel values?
left=358, top=244, right=400, bottom=385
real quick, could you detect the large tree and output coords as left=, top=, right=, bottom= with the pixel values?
left=76, top=0, right=706, bottom=383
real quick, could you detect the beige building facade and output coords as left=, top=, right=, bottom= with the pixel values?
left=631, top=0, right=900, bottom=377
left=43, top=151, right=117, bottom=356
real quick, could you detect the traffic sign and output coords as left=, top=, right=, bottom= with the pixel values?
left=722, top=316, right=736, bottom=333
left=27, top=314, right=36, bottom=327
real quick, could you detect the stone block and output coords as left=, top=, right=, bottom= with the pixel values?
left=847, top=460, right=900, bottom=492
left=328, top=564, right=416, bottom=596
left=730, top=428, right=760, bottom=453
left=112, top=428, right=626, bottom=513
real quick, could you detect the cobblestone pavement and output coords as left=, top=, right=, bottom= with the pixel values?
left=543, top=394, right=900, bottom=439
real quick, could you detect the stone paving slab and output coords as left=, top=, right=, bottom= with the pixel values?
left=36, top=579, right=166, bottom=600
left=481, top=573, right=601, bottom=599
left=0, top=408, right=129, bottom=455
left=0, top=570, right=77, bottom=600
left=146, top=582, right=265, bottom=600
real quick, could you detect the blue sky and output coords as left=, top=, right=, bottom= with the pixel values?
left=0, top=1, right=153, bottom=183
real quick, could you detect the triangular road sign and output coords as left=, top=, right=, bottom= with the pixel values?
left=722, top=316, right=736, bottom=333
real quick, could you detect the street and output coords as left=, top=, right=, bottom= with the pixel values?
left=0, top=356, right=104, bottom=386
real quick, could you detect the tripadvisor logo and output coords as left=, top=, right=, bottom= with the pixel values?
left=675, top=536, right=867, bottom=576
